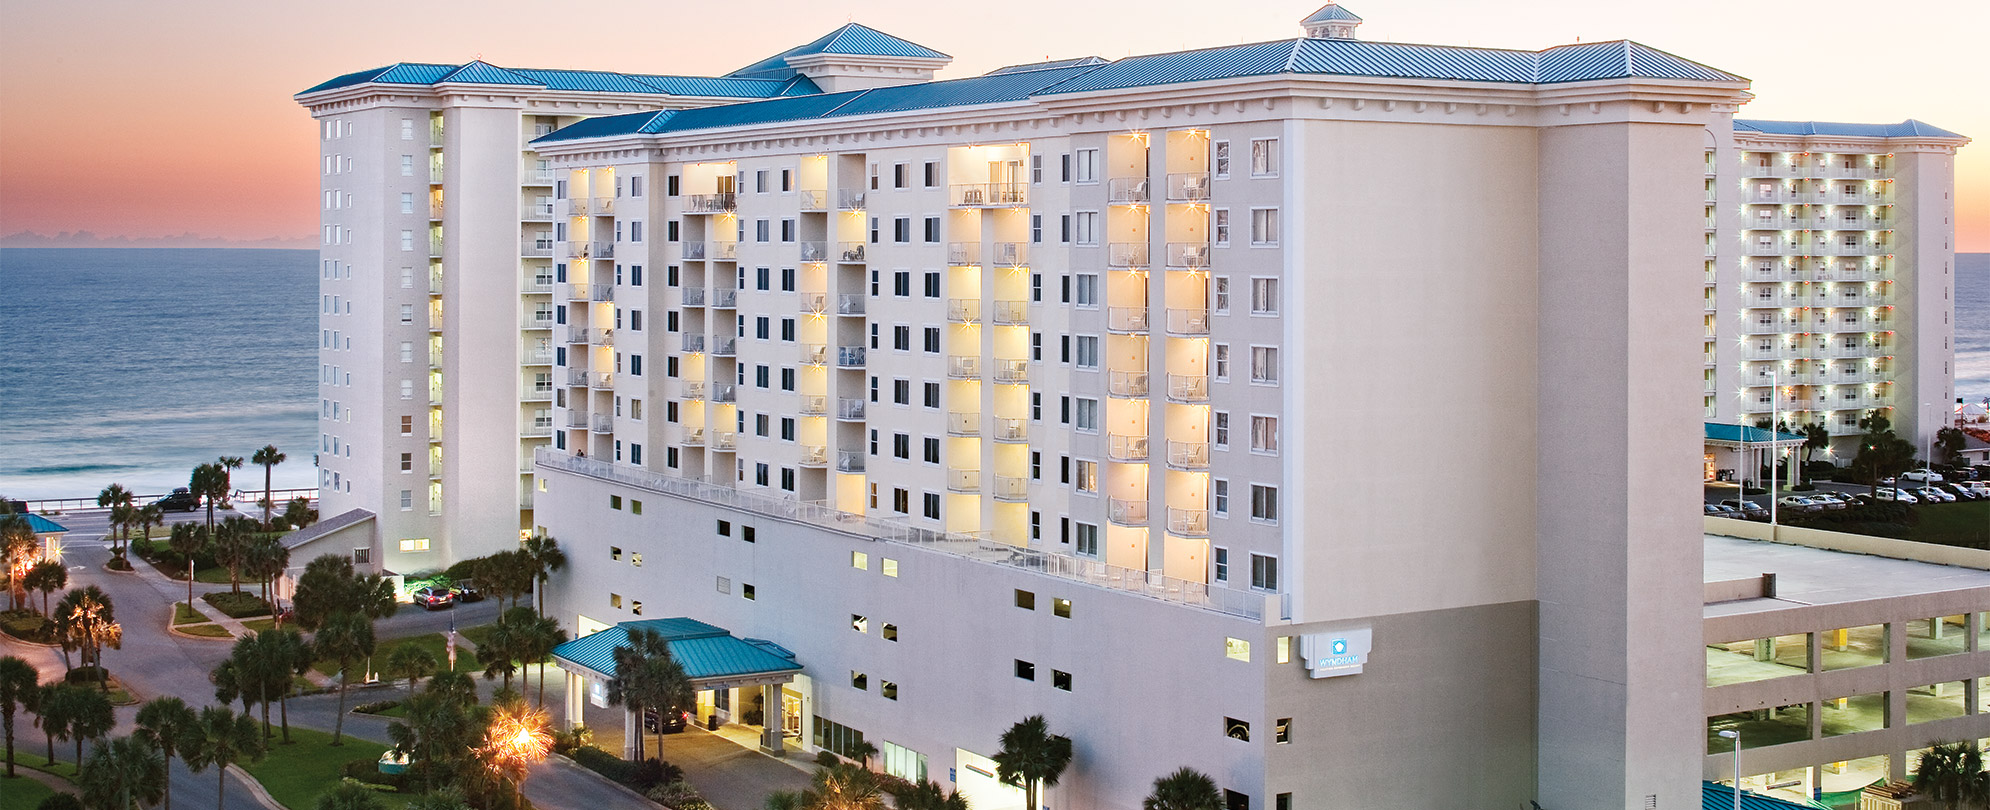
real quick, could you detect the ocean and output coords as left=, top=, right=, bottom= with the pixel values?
left=0, top=247, right=1984, bottom=501
left=0, top=248, right=319, bottom=500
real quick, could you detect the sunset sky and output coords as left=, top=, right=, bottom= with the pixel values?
left=1, top=0, right=1984, bottom=250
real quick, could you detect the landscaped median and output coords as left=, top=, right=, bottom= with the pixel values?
left=169, top=600, right=235, bottom=639
left=238, top=727, right=413, bottom=809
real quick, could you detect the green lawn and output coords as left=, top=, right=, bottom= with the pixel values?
left=15, top=758, right=80, bottom=781
left=458, top=622, right=495, bottom=649
left=241, top=618, right=278, bottom=633
left=240, top=726, right=412, bottom=810
left=178, top=623, right=233, bottom=638
left=313, top=632, right=482, bottom=679
left=173, top=601, right=208, bottom=625
left=0, top=775, right=63, bottom=810
left=1902, top=501, right=1990, bottom=548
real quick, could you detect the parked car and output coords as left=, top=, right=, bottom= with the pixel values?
left=1936, top=483, right=1980, bottom=501
left=151, top=488, right=201, bottom=512
left=1900, top=469, right=1944, bottom=485
left=642, top=708, right=688, bottom=735
left=1719, top=499, right=1769, bottom=520
left=411, top=586, right=455, bottom=610
left=1806, top=492, right=1850, bottom=510
left=1962, top=481, right=1990, bottom=498
left=452, top=580, right=483, bottom=602
left=1912, top=486, right=1956, bottom=503
left=1873, top=488, right=1918, bottom=504
left=1703, top=503, right=1724, bottom=515
left=1776, top=495, right=1821, bottom=513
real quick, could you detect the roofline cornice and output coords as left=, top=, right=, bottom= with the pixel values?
left=296, top=82, right=788, bottom=116
left=1733, top=132, right=1970, bottom=154
left=784, top=52, right=951, bottom=71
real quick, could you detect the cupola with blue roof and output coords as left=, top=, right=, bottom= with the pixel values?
left=1303, top=2, right=1363, bottom=39
left=725, top=23, right=951, bottom=93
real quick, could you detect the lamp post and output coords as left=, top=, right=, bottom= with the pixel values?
left=1768, top=368, right=1779, bottom=536
left=1719, top=729, right=1742, bottom=810
left=1922, top=401, right=1933, bottom=475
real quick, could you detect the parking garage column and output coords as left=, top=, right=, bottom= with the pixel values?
left=760, top=683, right=784, bottom=756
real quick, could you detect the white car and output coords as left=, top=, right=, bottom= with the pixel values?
left=1964, top=482, right=1990, bottom=498
left=1900, top=469, right=1945, bottom=485
left=1912, top=487, right=1955, bottom=503
left=1776, top=495, right=1821, bottom=513
left=1874, top=488, right=1918, bottom=504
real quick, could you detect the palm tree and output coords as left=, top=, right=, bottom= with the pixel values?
left=314, top=611, right=375, bottom=745
left=97, top=483, right=134, bottom=518
left=481, top=699, right=553, bottom=810
left=2, top=515, right=38, bottom=612
left=168, top=523, right=205, bottom=607
left=220, top=632, right=288, bottom=746
left=895, top=780, right=970, bottom=810
left=477, top=616, right=522, bottom=693
left=1915, top=742, right=1990, bottom=810
left=213, top=517, right=260, bottom=595
left=994, top=714, right=1072, bottom=810
left=64, top=687, right=114, bottom=766
left=811, top=763, right=886, bottom=810
left=37, top=682, right=74, bottom=765
left=520, top=533, right=566, bottom=617
left=606, top=628, right=693, bottom=763
left=388, top=674, right=484, bottom=796
left=292, top=554, right=398, bottom=631
left=245, top=534, right=289, bottom=612
left=24, top=559, right=66, bottom=617
left=134, top=697, right=197, bottom=810
left=53, top=586, right=122, bottom=690
left=512, top=610, right=566, bottom=709
left=181, top=706, right=262, bottom=810
left=0, top=655, right=41, bottom=777
left=251, top=445, right=286, bottom=528
left=189, top=463, right=229, bottom=544
left=268, top=629, right=312, bottom=744
left=315, top=780, right=388, bottom=810
left=1143, top=767, right=1223, bottom=810
left=283, top=498, right=317, bottom=529
left=387, top=644, right=438, bottom=695
left=78, top=735, right=166, bottom=810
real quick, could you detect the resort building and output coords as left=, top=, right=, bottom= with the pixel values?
left=297, top=4, right=1974, bottom=807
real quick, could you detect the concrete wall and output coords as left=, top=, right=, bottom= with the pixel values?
left=1892, top=149, right=1960, bottom=454
left=1703, top=517, right=1990, bottom=570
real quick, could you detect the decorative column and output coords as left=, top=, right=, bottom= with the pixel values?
left=759, top=682, right=784, bottom=756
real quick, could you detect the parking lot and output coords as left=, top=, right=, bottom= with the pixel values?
left=1704, top=464, right=1990, bottom=518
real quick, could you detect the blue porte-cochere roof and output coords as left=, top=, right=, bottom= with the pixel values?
left=552, top=617, right=801, bottom=683
left=11, top=513, right=68, bottom=534
left=1704, top=422, right=1807, bottom=446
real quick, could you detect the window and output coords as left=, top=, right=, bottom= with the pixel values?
left=851, top=551, right=868, bottom=570
left=1015, top=590, right=1037, bottom=610
left=923, top=382, right=940, bottom=408
left=1250, top=208, right=1280, bottom=246
left=1225, top=718, right=1250, bottom=742
left=1250, top=346, right=1279, bottom=384
left=1014, top=660, right=1036, bottom=681
left=1250, top=416, right=1279, bottom=454
left=1053, top=598, right=1071, bottom=618
left=1074, top=522, right=1098, bottom=557
left=1250, top=278, right=1279, bottom=314
left=1275, top=718, right=1291, bottom=744
left=1074, top=336, right=1099, bottom=369
left=1213, top=547, right=1229, bottom=582
left=1250, top=484, right=1279, bottom=523
left=1213, top=344, right=1230, bottom=380
left=1213, top=140, right=1230, bottom=178
left=1250, top=138, right=1279, bottom=176
left=881, top=558, right=898, bottom=577
left=1073, top=398, right=1099, bottom=432
left=923, top=272, right=939, bottom=299
left=880, top=680, right=898, bottom=700
left=882, top=623, right=898, bottom=641
left=1213, top=412, right=1230, bottom=447
left=1073, top=211, right=1099, bottom=246
left=1213, top=208, right=1231, bottom=246
left=851, top=671, right=867, bottom=690
left=1226, top=638, right=1251, bottom=662
left=400, top=453, right=414, bottom=472
left=399, top=538, right=430, bottom=553
left=1214, top=480, right=1230, bottom=516
left=399, top=490, right=413, bottom=510
left=1073, top=273, right=1098, bottom=307
left=923, top=217, right=939, bottom=243
left=893, top=163, right=908, bottom=188
left=923, top=437, right=940, bottom=464
left=1073, top=149, right=1098, bottom=183
left=742, top=584, right=755, bottom=600
left=400, top=416, right=414, bottom=436
left=1213, top=276, right=1230, bottom=314
left=1073, top=460, right=1098, bottom=493
left=1250, top=553, right=1279, bottom=590
left=922, top=492, right=939, bottom=519
left=893, top=218, right=910, bottom=243
left=1052, top=670, right=1072, bottom=691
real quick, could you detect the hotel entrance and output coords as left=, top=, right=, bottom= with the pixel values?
left=955, top=749, right=1026, bottom=810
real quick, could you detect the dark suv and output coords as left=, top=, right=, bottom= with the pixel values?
left=452, top=580, right=483, bottom=602
left=151, top=488, right=200, bottom=512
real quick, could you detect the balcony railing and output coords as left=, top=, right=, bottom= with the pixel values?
left=591, top=414, right=614, bottom=432
left=993, top=476, right=1028, bottom=502
left=1167, top=172, right=1210, bottom=202
left=566, top=243, right=591, bottom=260
left=1107, top=177, right=1150, bottom=204
left=991, top=300, right=1028, bottom=325
left=948, top=356, right=980, bottom=379
left=521, top=385, right=553, bottom=401
left=566, top=368, right=590, bottom=386
left=799, top=445, right=829, bottom=467
left=682, top=242, right=706, bottom=260
left=1167, top=440, right=1209, bottom=470
left=522, top=240, right=554, bottom=258
left=521, top=425, right=552, bottom=438
left=947, top=412, right=980, bottom=437
left=1167, top=507, right=1208, bottom=537
left=836, top=450, right=865, bottom=473
left=712, top=242, right=738, bottom=261
left=592, top=241, right=616, bottom=260
left=1167, top=374, right=1208, bottom=403
left=590, top=328, right=614, bottom=346
left=948, top=468, right=981, bottom=493
left=799, top=344, right=828, bottom=365
left=685, top=193, right=736, bottom=213
left=682, top=287, right=706, bottom=306
left=430, top=236, right=444, bottom=257
left=798, top=190, right=828, bottom=212
left=1108, top=370, right=1149, bottom=398
left=712, top=431, right=737, bottom=451
left=588, top=371, right=613, bottom=389
left=522, top=203, right=554, bottom=221
left=681, top=334, right=705, bottom=353
left=523, top=348, right=554, bottom=364
left=521, top=276, right=553, bottom=294
left=836, top=398, right=866, bottom=420
left=837, top=242, right=868, bottom=263
left=800, top=241, right=828, bottom=262
left=684, top=380, right=706, bottom=399
left=800, top=292, right=827, bottom=313
left=951, top=183, right=1028, bottom=207
left=1166, top=307, right=1210, bottom=336
left=563, top=327, right=591, bottom=344
left=521, top=315, right=554, bottom=330
left=948, top=299, right=981, bottom=323
left=710, top=337, right=735, bottom=356
left=570, top=198, right=592, bottom=216
left=1108, top=306, right=1149, bottom=333
left=992, top=243, right=1027, bottom=267
left=1109, top=498, right=1149, bottom=526
left=712, top=289, right=737, bottom=308
left=992, top=359, right=1028, bottom=384
left=837, top=294, right=866, bottom=315
left=1108, top=242, right=1150, bottom=268
left=947, top=243, right=976, bottom=266
left=1107, top=434, right=1149, bottom=462
left=837, top=346, right=866, bottom=368
left=680, top=428, right=705, bottom=446
left=711, top=384, right=736, bottom=403
left=1167, top=243, right=1210, bottom=268
left=523, top=168, right=553, bottom=184
left=994, top=417, right=1027, bottom=443
left=799, top=395, right=827, bottom=415
left=836, top=190, right=866, bottom=210
left=562, top=282, right=589, bottom=301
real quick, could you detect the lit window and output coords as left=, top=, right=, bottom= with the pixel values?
left=882, top=558, right=898, bottom=577
left=1225, top=638, right=1251, bottom=662
left=852, top=551, right=868, bottom=570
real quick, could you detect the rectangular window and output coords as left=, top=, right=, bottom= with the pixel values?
left=1250, top=277, right=1279, bottom=314
left=1213, top=140, right=1230, bottom=178
left=1074, top=336, right=1099, bottom=369
left=1073, top=460, right=1098, bottom=493
left=1250, top=553, right=1279, bottom=591
left=1251, top=346, right=1279, bottom=384
left=1213, top=411, right=1230, bottom=448
left=1072, top=273, right=1099, bottom=308
left=1074, top=522, right=1098, bottom=556
left=1250, top=138, right=1280, bottom=176
left=1213, top=547, right=1229, bottom=582
left=1250, top=416, right=1279, bottom=454
left=1073, top=211, right=1099, bottom=246
left=1250, top=208, right=1280, bottom=246
left=1073, top=398, right=1099, bottom=433
left=1073, top=149, right=1098, bottom=183
left=1213, top=480, right=1229, bottom=516
left=1213, top=208, right=1231, bottom=246
left=1213, top=276, right=1230, bottom=314
left=1213, top=344, right=1230, bottom=381
left=1250, top=484, right=1279, bottom=524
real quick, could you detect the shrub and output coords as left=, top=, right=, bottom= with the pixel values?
left=352, top=700, right=401, bottom=715
left=444, top=558, right=482, bottom=582
left=66, top=666, right=110, bottom=684
left=1790, top=482, right=1816, bottom=492
left=551, top=725, right=592, bottom=755
left=1740, top=485, right=1767, bottom=496
left=201, top=591, right=272, bottom=618
left=104, top=558, right=133, bottom=571
left=130, top=537, right=157, bottom=559
left=569, top=746, right=635, bottom=784
left=872, top=772, right=915, bottom=796
left=646, top=781, right=706, bottom=807
left=340, top=758, right=408, bottom=790
left=814, top=750, right=842, bottom=768
left=0, top=610, right=55, bottom=643
left=629, top=758, right=683, bottom=792
left=37, top=793, right=85, bottom=810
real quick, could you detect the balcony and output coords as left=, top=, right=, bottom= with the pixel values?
left=1109, top=498, right=1149, bottom=527
left=1108, top=306, right=1149, bottom=333
left=591, top=328, right=614, bottom=347
left=1167, top=507, right=1208, bottom=537
left=837, top=294, right=866, bottom=315
left=521, top=315, right=554, bottom=330
left=710, top=337, right=735, bottom=356
left=522, top=203, right=554, bottom=221
left=591, top=414, right=614, bottom=433
left=1108, top=370, right=1149, bottom=398
left=1107, top=434, right=1149, bottom=462
left=711, top=242, right=738, bottom=261
left=1166, top=308, right=1210, bottom=336
left=948, top=468, right=981, bottom=493
left=836, top=450, right=866, bottom=473
left=522, top=239, right=554, bottom=258
left=1167, top=172, right=1210, bottom=202
left=948, top=299, right=981, bottom=324
left=566, top=368, right=590, bottom=386
left=799, top=445, right=829, bottom=468
left=799, top=190, right=828, bottom=212
left=588, top=371, right=613, bottom=389
left=682, top=287, right=706, bottom=306
left=570, top=198, right=592, bottom=216
left=799, top=343, right=828, bottom=365
left=993, top=475, right=1028, bottom=502
left=712, top=431, right=738, bottom=451
left=947, top=243, right=976, bottom=267
left=799, top=395, right=827, bottom=415
left=685, top=193, right=736, bottom=213
left=592, top=241, right=616, bottom=260
left=1167, top=374, right=1208, bottom=403
left=1167, top=243, right=1210, bottom=269
left=430, top=202, right=445, bottom=220
left=523, top=348, right=554, bottom=365
left=1167, top=440, right=1209, bottom=470
left=682, top=242, right=707, bottom=260
left=1108, top=242, right=1150, bottom=268
left=681, top=334, right=706, bottom=353
left=563, top=282, right=589, bottom=301
left=947, top=412, right=980, bottom=437
left=836, top=398, right=866, bottom=420
left=684, top=380, right=706, bottom=399
left=680, top=428, right=705, bottom=446
left=991, top=300, right=1027, bottom=325
left=993, top=417, right=1027, bottom=443
left=563, top=327, right=591, bottom=344
left=521, top=385, right=553, bottom=402
left=711, top=384, right=736, bottom=403
left=521, top=275, right=553, bottom=295
left=948, top=356, right=980, bottom=379
left=837, top=242, right=868, bottom=263
left=429, top=236, right=444, bottom=257
left=950, top=183, right=1027, bottom=207
left=565, top=243, right=592, bottom=261
left=836, top=190, right=866, bottom=210
left=800, top=292, right=827, bottom=314
left=523, top=168, right=554, bottom=185
left=992, top=243, right=1027, bottom=267
left=521, top=424, right=552, bottom=439
left=837, top=346, right=866, bottom=368
left=712, top=289, right=737, bottom=308
left=1107, top=177, right=1150, bottom=204
left=800, top=241, right=828, bottom=262
left=992, top=359, right=1028, bottom=384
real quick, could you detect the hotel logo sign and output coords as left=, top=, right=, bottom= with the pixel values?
left=1300, top=628, right=1373, bottom=679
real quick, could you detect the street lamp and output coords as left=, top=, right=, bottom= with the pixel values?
left=1718, top=729, right=1742, bottom=810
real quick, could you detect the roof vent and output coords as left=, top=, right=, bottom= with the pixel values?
left=1302, top=2, right=1363, bottom=39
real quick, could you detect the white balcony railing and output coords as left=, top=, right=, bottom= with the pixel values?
left=992, top=359, right=1028, bottom=384
left=948, top=412, right=980, bottom=436
left=836, top=450, right=866, bottom=472
left=1167, top=172, right=1210, bottom=201
left=1167, top=374, right=1208, bottom=403
left=1109, top=497, right=1149, bottom=526
left=1107, top=177, right=1150, bottom=204
left=1108, top=370, right=1149, bottom=398
left=837, top=398, right=866, bottom=420
left=1108, top=306, right=1150, bottom=333
left=1166, top=307, right=1210, bottom=336
left=991, top=300, right=1027, bottom=325
left=948, top=468, right=981, bottom=493
left=1167, top=440, right=1209, bottom=470
left=1167, top=507, right=1208, bottom=537
left=1108, top=242, right=1151, bottom=268
left=993, top=475, right=1028, bottom=502
left=1108, top=434, right=1149, bottom=462
left=1167, top=243, right=1210, bottom=268
left=837, top=346, right=866, bottom=368
left=994, top=417, right=1027, bottom=443
left=948, top=299, right=981, bottom=324
left=948, top=356, right=980, bottom=379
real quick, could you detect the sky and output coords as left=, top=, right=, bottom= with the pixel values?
left=1, top=0, right=1985, bottom=250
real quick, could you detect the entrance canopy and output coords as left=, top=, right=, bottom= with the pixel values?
left=1704, top=422, right=1807, bottom=451
left=552, top=617, right=801, bottom=691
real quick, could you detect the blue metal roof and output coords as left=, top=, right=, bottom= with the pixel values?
left=727, top=23, right=951, bottom=80
left=1303, top=3, right=1364, bottom=23
left=7, top=513, right=67, bottom=534
left=1705, top=422, right=1806, bottom=444
left=437, top=60, right=537, bottom=86
left=1734, top=118, right=1965, bottom=139
left=299, top=62, right=810, bottom=99
left=985, top=56, right=1109, bottom=76
left=1701, top=782, right=1826, bottom=810
left=551, top=618, right=801, bottom=682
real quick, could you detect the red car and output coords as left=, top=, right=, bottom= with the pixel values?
left=411, top=586, right=455, bottom=610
